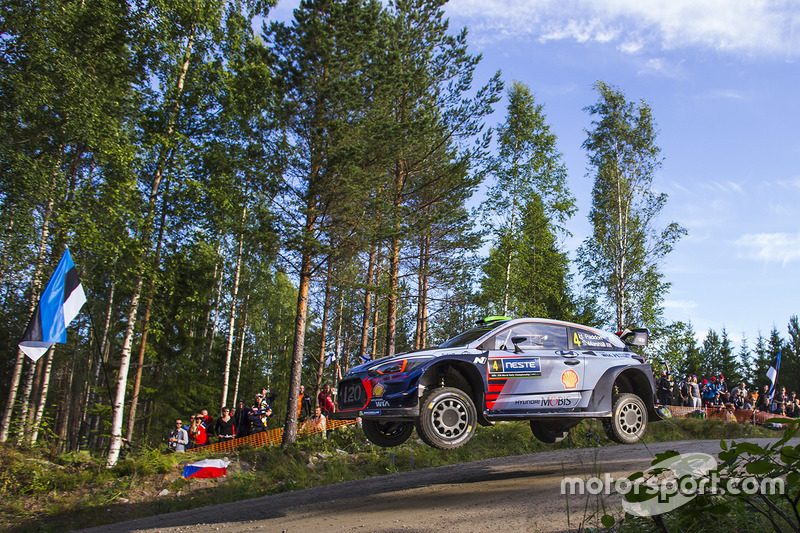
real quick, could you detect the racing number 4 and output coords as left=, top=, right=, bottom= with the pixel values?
left=573, top=332, right=581, bottom=347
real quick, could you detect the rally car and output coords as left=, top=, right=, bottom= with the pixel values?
left=332, top=317, right=658, bottom=449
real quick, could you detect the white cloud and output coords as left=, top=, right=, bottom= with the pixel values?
left=664, top=299, right=697, bottom=314
left=734, top=232, right=800, bottom=265
left=448, top=0, right=800, bottom=58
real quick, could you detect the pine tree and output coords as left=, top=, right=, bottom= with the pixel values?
left=480, top=81, right=574, bottom=318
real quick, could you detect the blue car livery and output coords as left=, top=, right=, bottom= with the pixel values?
left=332, top=317, right=657, bottom=449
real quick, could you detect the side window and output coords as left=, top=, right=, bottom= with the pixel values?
left=492, top=323, right=568, bottom=350
left=570, top=327, right=619, bottom=350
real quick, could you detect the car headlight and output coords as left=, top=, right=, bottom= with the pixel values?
left=367, top=359, right=423, bottom=377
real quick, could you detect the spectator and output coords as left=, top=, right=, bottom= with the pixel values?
left=772, top=386, right=788, bottom=415
left=689, top=376, right=702, bottom=408
left=318, top=383, right=336, bottom=414
left=717, top=374, right=727, bottom=393
left=787, top=394, right=799, bottom=418
left=745, top=389, right=759, bottom=410
left=307, top=406, right=327, bottom=439
left=215, top=407, right=236, bottom=441
left=731, top=388, right=745, bottom=410
left=677, top=375, right=691, bottom=407
left=249, top=393, right=272, bottom=434
left=233, top=400, right=250, bottom=438
left=189, top=414, right=208, bottom=447
left=709, top=392, right=724, bottom=409
left=298, top=385, right=313, bottom=422
left=168, top=419, right=189, bottom=453
left=656, top=371, right=672, bottom=405
left=730, top=381, right=746, bottom=398
left=755, top=385, right=771, bottom=412
left=701, top=379, right=716, bottom=407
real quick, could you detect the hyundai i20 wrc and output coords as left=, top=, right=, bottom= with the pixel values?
left=331, top=317, right=658, bottom=449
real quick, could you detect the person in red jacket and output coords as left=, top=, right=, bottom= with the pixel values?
left=318, top=383, right=335, bottom=414
left=189, top=413, right=208, bottom=447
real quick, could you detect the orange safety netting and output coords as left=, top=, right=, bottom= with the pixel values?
left=664, top=405, right=792, bottom=424
left=187, top=418, right=357, bottom=454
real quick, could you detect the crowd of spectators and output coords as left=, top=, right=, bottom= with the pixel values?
left=167, top=383, right=338, bottom=452
left=655, top=370, right=800, bottom=417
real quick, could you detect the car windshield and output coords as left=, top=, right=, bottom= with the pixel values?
left=439, top=324, right=502, bottom=348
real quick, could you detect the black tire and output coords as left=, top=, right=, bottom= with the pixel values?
left=361, top=420, right=414, bottom=447
left=415, top=387, right=477, bottom=450
left=529, top=421, right=571, bottom=443
left=602, top=393, right=647, bottom=444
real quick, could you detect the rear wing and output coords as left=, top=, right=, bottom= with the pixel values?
left=617, top=328, right=648, bottom=347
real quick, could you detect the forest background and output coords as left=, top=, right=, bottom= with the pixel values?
left=1, top=0, right=798, bottom=466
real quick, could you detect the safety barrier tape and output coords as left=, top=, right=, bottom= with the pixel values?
left=187, top=418, right=358, bottom=454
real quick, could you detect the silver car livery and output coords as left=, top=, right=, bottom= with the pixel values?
left=332, top=317, right=658, bottom=450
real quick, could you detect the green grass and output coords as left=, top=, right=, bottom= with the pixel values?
left=0, top=418, right=781, bottom=532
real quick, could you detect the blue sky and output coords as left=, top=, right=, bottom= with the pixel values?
left=270, top=1, right=800, bottom=346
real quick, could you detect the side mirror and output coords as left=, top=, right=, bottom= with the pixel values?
left=618, top=328, right=648, bottom=347
left=511, top=336, right=527, bottom=354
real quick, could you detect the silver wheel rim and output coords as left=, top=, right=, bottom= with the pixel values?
left=617, top=400, right=644, bottom=436
left=431, top=397, right=469, bottom=439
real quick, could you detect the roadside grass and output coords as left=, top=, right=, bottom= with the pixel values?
left=0, top=418, right=780, bottom=532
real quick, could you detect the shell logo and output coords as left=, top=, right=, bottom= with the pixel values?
left=372, top=383, right=385, bottom=397
left=561, top=369, right=579, bottom=389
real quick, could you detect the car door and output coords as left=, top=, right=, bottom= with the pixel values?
left=568, top=325, right=631, bottom=393
left=485, top=322, right=585, bottom=412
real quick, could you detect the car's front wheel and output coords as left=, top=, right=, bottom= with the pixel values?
left=602, top=393, right=647, bottom=443
left=362, top=420, right=414, bottom=447
left=415, top=387, right=477, bottom=450
left=529, top=421, right=571, bottom=443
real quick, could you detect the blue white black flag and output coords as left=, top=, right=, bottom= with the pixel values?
left=324, top=353, right=335, bottom=368
left=19, top=248, right=86, bottom=362
left=766, top=349, right=781, bottom=401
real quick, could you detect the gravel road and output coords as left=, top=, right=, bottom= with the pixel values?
left=79, top=437, right=797, bottom=533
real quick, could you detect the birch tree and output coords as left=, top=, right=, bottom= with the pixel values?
left=578, top=81, right=686, bottom=331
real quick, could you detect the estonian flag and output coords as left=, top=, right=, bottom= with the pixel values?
left=324, top=353, right=335, bottom=368
left=766, top=349, right=781, bottom=401
left=19, top=248, right=86, bottom=362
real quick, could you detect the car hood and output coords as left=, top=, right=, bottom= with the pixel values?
left=344, top=346, right=478, bottom=378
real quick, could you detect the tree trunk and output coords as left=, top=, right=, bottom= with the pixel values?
left=106, top=26, right=195, bottom=468
left=232, top=292, right=249, bottom=409
left=281, top=246, right=313, bottom=446
left=314, top=261, right=333, bottom=407
left=29, top=346, right=56, bottom=444
left=358, top=246, right=377, bottom=361
left=221, top=203, right=246, bottom=411
left=204, top=239, right=224, bottom=364
left=0, top=181, right=56, bottom=443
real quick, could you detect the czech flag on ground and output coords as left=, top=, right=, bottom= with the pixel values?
left=19, top=248, right=86, bottom=362
left=181, top=459, right=230, bottom=479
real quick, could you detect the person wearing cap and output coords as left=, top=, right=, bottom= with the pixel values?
left=249, top=393, right=272, bottom=434
left=717, top=374, right=727, bottom=393
left=702, top=377, right=717, bottom=407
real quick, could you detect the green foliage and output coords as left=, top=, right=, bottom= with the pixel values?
left=579, top=81, right=686, bottom=332
left=0, top=417, right=781, bottom=531
left=617, top=419, right=800, bottom=532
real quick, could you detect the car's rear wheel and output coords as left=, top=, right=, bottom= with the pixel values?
left=603, top=393, right=647, bottom=443
left=361, top=420, right=414, bottom=447
left=529, top=421, right=571, bottom=443
left=415, top=387, right=477, bottom=450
